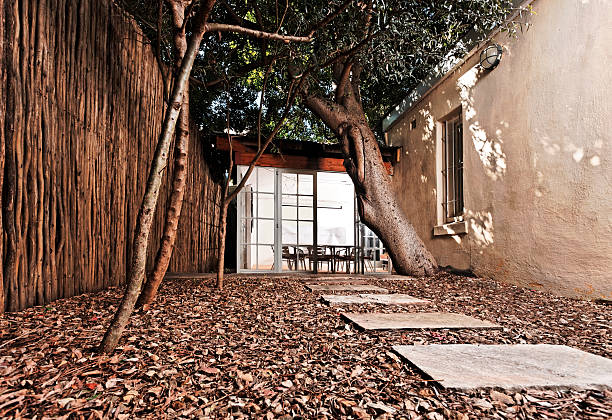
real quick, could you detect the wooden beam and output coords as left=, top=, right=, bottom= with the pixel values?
left=234, top=152, right=346, bottom=172
left=215, top=135, right=252, bottom=152
left=234, top=151, right=393, bottom=175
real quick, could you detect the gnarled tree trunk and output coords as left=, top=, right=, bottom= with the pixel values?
left=137, top=0, right=191, bottom=310
left=303, top=62, right=437, bottom=276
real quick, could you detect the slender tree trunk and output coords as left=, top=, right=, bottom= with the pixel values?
left=137, top=0, right=191, bottom=310
left=98, top=1, right=215, bottom=353
left=215, top=78, right=302, bottom=288
left=303, top=66, right=437, bottom=276
left=216, top=199, right=229, bottom=289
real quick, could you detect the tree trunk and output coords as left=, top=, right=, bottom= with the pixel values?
left=303, top=76, right=437, bottom=276
left=342, top=120, right=437, bottom=276
left=137, top=0, right=191, bottom=310
left=98, top=1, right=215, bottom=353
left=216, top=198, right=229, bottom=289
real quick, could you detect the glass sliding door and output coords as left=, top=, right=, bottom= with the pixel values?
left=316, top=172, right=356, bottom=273
left=237, top=166, right=276, bottom=271
left=236, top=166, right=378, bottom=274
left=281, top=171, right=315, bottom=271
left=357, top=223, right=392, bottom=273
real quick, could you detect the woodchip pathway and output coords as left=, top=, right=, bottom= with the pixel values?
left=304, top=277, right=612, bottom=391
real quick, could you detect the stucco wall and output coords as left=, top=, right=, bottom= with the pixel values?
left=387, top=0, right=612, bottom=300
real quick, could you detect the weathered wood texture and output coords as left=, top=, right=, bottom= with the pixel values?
left=0, top=0, right=221, bottom=312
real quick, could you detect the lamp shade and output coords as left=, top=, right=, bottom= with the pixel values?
left=480, top=44, right=503, bottom=70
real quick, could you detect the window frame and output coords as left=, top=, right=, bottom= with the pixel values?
left=436, top=108, right=464, bottom=227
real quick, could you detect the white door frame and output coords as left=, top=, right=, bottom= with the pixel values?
left=236, top=167, right=317, bottom=273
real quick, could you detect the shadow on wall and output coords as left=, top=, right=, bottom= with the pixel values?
left=458, top=66, right=507, bottom=182
left=467, top=210, right=494, bottom=252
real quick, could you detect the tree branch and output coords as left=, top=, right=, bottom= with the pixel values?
left=249, top=0, right=265, bottom=29
left=307, top=0, right=354, bottom=38
left=334, top=60, right=353, bottom=103
left=257, top=60, right=275, bottom=150
left=190, top=53, right=281, bottom=89
left=350, top=62, right=362, bottom=104
left=156, top=0, right=169, bottom=102
left=204, top=23, right=312, bottom=42
left=302, top=94, right=350, bottom=133
left=225, top=78, right=304, bottom=204
left=313, top=30, right=378, bottom=72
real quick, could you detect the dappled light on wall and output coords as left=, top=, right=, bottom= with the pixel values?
left=418, top=106, right=436, bottom=154
left=458, top=67, right=507, bottom=181
left=534, top=127, right=603, bottom=168
left=468, top=210, right=494, bottom=251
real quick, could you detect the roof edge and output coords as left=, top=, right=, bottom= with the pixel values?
left=381, top=0, right=536, bottom=136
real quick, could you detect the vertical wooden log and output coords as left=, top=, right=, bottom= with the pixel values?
left=0, top=0, right=6, bottom=313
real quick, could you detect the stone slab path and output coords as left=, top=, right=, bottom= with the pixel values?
left=342, top=312, right=501, bottom=330
left=304, top=279, right=371, bottom=285
left=393, top=344, right=612, bottom=391
left=306, top=284, right=388, bottom=292
left=321, top=294, right=430, bottom=305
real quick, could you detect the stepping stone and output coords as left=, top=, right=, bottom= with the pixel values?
left=392, top=344, right=612, bottom=391
left=321, top=294, right=429, bottom=306
left=304, top=279, right=370, bottom=285
left=321, top=295, right=371, bottom=305
left=306, top=284, right=388, bottom=292
left=342, top=312, right=501, bottom=330
left=360, top=294, right=430, bottom=305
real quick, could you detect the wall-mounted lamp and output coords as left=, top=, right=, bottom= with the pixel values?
left=479, top=44, right=503, bottom=70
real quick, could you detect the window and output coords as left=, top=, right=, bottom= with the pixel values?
left=441, top=114, right=464, bottom=222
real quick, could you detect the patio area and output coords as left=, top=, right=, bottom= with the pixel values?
left=219, top=136, right=396, bottom=275
left=1, top=272, right=610, bottom=418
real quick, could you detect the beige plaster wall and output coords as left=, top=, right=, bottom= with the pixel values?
left=387, top=0, right=612, bottom=300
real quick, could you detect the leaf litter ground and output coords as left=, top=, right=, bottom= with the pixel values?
left=0, top=272, right=611, bottom=419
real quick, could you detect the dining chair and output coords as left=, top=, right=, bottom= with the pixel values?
left=282, top=245, right=294, bottom=270
left=314, top=246, right=333, bottom=272
left=335, top=247, right=355, bottom=273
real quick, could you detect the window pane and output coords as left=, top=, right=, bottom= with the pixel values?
left=317, top=172, right=355, bottom=246
left=282, top=205, right=297, bottom=220
left=257, top=167, right=275, bottom=193
left=241, top=189, right=255, bottom=219
left=299, top=195, right=314, bottom=208
left=282, top=173, right=297, bottom=194
left=258, top=219, right=275, bottom=245
left=281, top=194, right=297, bottom=207
left=282, top=220, right=297, bottom=245
left=258, top=193, right=274, bottom=219
left=298, top=174, right=313, bottom=195
left=239, top=245, right=256, bottom=270
left=455, top=121, right=463, bottom=215
left=257, top=245, right=275, bottom=270
left=299, top=206, right=313, bottom=221
left=240, top=218, right=256, bottom=245
left=298, top=221, right=313, bottom=245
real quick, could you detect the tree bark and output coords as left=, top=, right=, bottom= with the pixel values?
left=302, top=65, right=437, bottom=276
left=98, top=0, right=216, bottom=353
left=3, top=2, right=18, bottom=312
left=216, top=198, right=229, bottom=288
left=137, top=0, right=191, bottom=310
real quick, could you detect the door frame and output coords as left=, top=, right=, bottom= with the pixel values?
left=236, top=167, right=318, bottom=273
left=277, top=168, right=317, bottom=273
